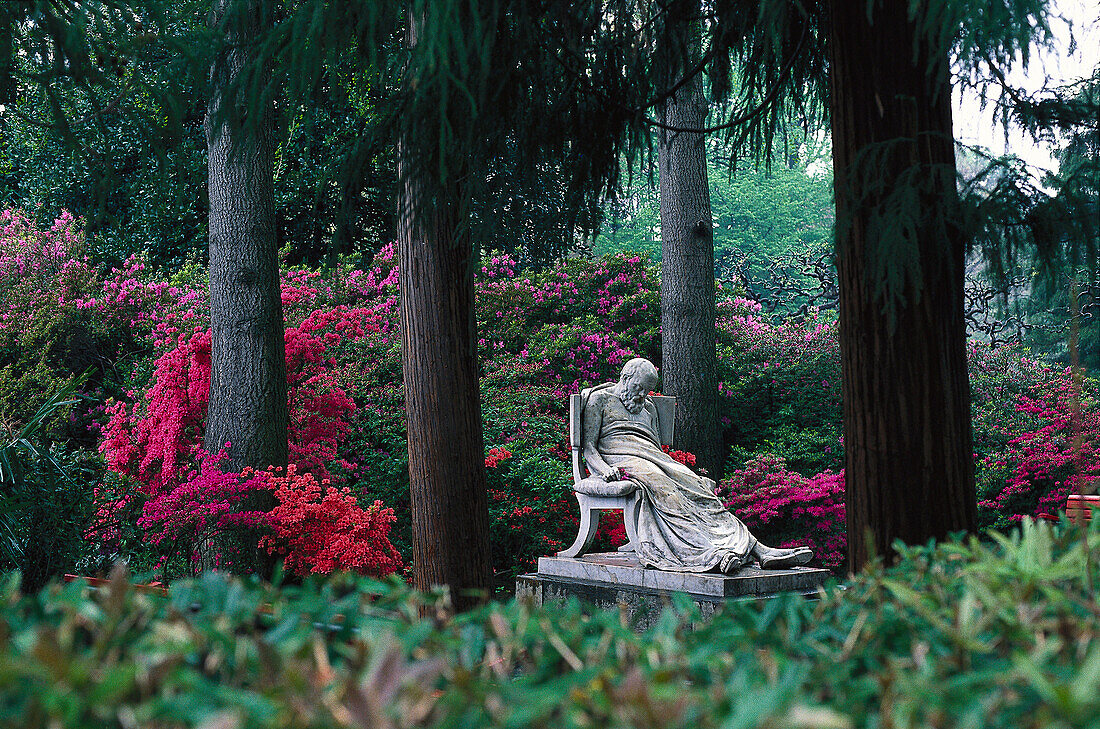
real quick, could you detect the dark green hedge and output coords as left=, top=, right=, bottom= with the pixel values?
left=2, top=519, right=1098, bottom=728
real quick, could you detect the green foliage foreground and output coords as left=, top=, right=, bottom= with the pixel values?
left=2, top=519, right=1098, bottom=728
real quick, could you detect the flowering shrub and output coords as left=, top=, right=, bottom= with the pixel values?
left=96, top=288, right=393, bottom=577
left=970, top=345, right=1100, bottom=529
left=662, top=445, right=697, bottom=468
left=137, top=452, right=271, bottom=574
left=484, top=446, right=586, bottom=574
left=100, top=329, right=211, bottom=495
left=260, top=465, right=403, bottom=577
left=101, top=311, right=367, bottom=494
left=476, top=252, right=660, bottom=399
left=719, top=455, right=846, bottom=571
left=484, top=447, right=513, bottom=469
left=0, top=210, right=161, bottom=434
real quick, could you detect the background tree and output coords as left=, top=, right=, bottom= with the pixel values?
left=0, top=14, right=397, bottom=269
left=202, top=0, right=285, bottom=574
left=0, top=1, right=215, bottom=265
left=657, top=1, right=722, bottom=478
left=997, top=73, right=1100, bottom=364
left=596, top=154, right=834, bottom=294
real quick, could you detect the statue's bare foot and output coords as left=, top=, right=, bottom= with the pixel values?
left=752, top=543, right=813, bottom=569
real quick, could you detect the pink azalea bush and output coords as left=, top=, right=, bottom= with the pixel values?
left=0, top=209, right=175, bottom=432
left=717, top=296, right=843, bottom=475
left=719, top=455, right=846, bottom=571
left=970, top=344, right=1100, bottom=529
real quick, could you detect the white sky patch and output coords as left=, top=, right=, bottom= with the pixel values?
left=953, top=0, right=1100, bottom=176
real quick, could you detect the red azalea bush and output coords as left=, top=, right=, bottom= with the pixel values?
left=662, top=444, right=697, bottom=468
left=260, top=465, right=403, bottom=577
left=483, top=451, right=627, bottom=570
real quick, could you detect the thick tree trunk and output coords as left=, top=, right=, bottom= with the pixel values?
left=828, top=1, right=977, bottom=573
left=397, top=161, right=493, bottom=610
left=659, top=16, right=722, bottom=479
left=204, top=0, right=286, bottom=573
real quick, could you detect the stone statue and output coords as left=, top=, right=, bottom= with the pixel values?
left=581, top=357, right=813, bottom=572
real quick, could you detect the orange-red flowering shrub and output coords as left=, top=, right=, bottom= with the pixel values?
left=260, top=465, right=403, bottom=577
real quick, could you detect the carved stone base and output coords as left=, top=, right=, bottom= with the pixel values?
left=516, top=552, right=831, bottom=630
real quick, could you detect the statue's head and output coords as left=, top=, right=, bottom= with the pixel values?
left=616, top=358, right=658, bottom=413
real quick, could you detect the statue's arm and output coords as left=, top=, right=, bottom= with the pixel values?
left=581, top=393, right=622, bottom=481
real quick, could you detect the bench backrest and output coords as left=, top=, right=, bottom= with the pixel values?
left=569, top=390, right=676, bottom=483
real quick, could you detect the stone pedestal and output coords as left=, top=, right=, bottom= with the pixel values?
left=516, top=552, right=830, bottom=630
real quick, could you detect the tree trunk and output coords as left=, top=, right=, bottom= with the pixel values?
left=659, top=12, right=723, bottom=479
left=397, top=161, right=493, bottom=610
left=204, top=0, right=286, bottom=574
left=827, top=0, right=977, bottom=573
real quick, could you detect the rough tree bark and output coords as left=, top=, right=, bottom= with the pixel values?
left=397, top=168, right=493, bottom=610
left=828, top=0, right=977, bottom=572
left=659, top=9, right=723, bottom=479
left=396, top=12, right=492, bottom=611
left=204, top=0, right=287, bottom=572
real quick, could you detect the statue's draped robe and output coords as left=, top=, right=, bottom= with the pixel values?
left=583, top=384, right=756, bottom=572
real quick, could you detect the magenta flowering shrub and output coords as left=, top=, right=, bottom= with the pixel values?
left=0, top=210, right=184, bottom=341
left=719, top=455, right=846, bottom=571
left=101, top=307, right=374, bottom=494
left=100, top=329, right=211, bottom=494
left=0, top=209, right=84, bottom=297
left=97, top=304, right=386, bottom=577
left=970, top=344, right=1100, bottom=529
left=137, top=451, right=271, bottom=573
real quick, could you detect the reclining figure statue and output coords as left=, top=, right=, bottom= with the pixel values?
left=582, top=357, right=813, bottom=572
